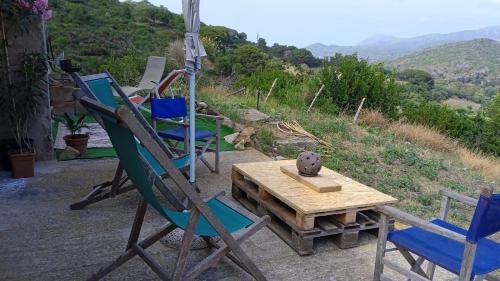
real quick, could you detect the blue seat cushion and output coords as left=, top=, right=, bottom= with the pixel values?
left=388, top=219, right=500, bottom=277
left=158, top=126, right=216, bottom=142
left=163, top=198, right=253, bottom=237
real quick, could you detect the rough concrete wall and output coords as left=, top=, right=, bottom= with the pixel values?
left=0, top=16, right=53, bottom=161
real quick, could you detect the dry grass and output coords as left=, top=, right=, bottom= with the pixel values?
left=360, top=109, right=500, bottom=180
left=202, top=85, right=228, bottom=96
left=388, top=122, right=456, bottom=152
left=167, top=40, right=184, bottom=68
left=456, top=148, right=500, bottom=180
left=359, top=110, right=389, bottom=128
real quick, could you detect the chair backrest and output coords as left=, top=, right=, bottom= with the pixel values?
left=80, top=98, right=173, bottom=219
left=153, top=69, right=185, bottom=98
left=151, top=97, right=187, bottom=119
left=73, top=72, right=117, bottom=108
left=137, top=56, right=166, bottom=89
left=87, top=78, right=117, bottom=108
left=466, top=190, right=500, bottom=242
left=72, top=71, right=178, bottom=160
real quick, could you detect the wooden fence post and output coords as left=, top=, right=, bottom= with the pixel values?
left=353, top=97, right=366, bottom=124
left=307, top=84, right=325, bottom=113
left=264, top=78, right=278, bottom=103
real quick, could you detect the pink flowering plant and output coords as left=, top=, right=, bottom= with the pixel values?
left=1, top=0, right=52, bottom=22
left=20, top=0, right=53, bottom=20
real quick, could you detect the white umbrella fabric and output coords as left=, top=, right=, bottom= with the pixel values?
left=182, top=0, right=206, bottom=184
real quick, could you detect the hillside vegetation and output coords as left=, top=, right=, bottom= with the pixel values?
left=198, top=87, right=499, bottom=226
left=386, top=39, right=500, bottom=85
left=48, top=0, right=319, bottom=78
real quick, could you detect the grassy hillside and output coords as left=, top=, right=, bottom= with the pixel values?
left=198, top=87, right=499, bottom=226
left=386, top=39, right=500, bottom=85
left=48, top=0, right=184, bottom=73
left=48, top=0, right=319, bottom=79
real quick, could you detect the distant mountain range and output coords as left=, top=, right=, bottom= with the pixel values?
left=385, top=39, right=500, bottom=84
left=306, top=25, right=500, bottom=61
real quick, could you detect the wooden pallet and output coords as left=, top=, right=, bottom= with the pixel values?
left=232, top=170, right=392, bottom=255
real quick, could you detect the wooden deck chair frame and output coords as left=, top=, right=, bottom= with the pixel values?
left=373, top=188, right=499, bottom=281
left=150, top=75, right=222, bottom=174
left=79, top=97, right=270, bottom=281
left=69, top=72, right=189, bottom=210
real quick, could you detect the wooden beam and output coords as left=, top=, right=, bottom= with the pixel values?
left=382, top=258, right=431, bottom=281
left=377, top=205, right=466, bottom=243
left=373, top=213, right=389, bottom=281
left=307, top=84, right=325, bottom=113
left=353, top=97, right=366, bottom=124
left=459, top=242, right=477, bottom=281
left=396, top=247, right=428, bottom=278
left=440, top=190, right=478, bottom=206
left=264, top=78, right=278, bottom=103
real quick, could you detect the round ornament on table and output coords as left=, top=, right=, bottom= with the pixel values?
left=296, top=151, right=322, bottom=177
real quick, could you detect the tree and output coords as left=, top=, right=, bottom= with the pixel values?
left=230, top=44, right=269, bottom=76
left=286, top=48, right=320, bottom=67
left=397, top=69, right=434, bottom=90
left=200, top=25, right=231, bottom=53
left=257, top=38, right=267, bottom=50
left=317, top=54, right=400, bottom=117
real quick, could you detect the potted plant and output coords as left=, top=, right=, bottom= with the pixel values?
left=1, top=0, right=52, bottom=178
left=3, top=54, right=48, bottom=178
left=54, top=113, right=90, bottom=156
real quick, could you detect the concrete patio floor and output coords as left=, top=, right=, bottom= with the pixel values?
left=0, top=149, right=458, bottom=281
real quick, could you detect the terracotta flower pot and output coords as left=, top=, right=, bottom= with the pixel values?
left=63, top=134, right=89, bottom=156
left=9, top=151, right=36, bottom=178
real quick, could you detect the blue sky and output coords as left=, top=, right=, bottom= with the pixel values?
left=137, top=0, right=500, bottom=47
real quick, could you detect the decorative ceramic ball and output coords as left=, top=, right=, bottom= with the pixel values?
left=296, top=151, right=322, bottom=177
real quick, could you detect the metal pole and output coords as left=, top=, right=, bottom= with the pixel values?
left=189, top=67, right=196, bottom=184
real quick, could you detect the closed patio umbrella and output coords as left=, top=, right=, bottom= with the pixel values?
left=183, top=0, right=206, bottom=184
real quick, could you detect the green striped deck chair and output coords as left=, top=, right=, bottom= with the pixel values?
left=79, top=97, right=270, bottom=281
left=69, top=72, right=189, bottom=210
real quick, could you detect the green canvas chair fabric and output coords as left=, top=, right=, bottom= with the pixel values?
left=101, top=108, right=252, bottom=237
left=84, top=75, right=190, bottom=175
left=78, top=96, right=270, bottom=281
left=69, top=72, right=189, bottom=210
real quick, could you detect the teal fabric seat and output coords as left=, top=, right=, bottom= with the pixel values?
left=164, top=199, right=252, bottom=237
left=98, top=109, right=252, bottom=237
left=85, top=77, right=190, bottom=173
left=136, top=143, right=189, bottom=175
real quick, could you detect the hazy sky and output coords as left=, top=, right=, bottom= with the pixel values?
left=139, top=0, right=500, bottom=47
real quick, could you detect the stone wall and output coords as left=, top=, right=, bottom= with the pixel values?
left=0, top=16, right=53, bottom=164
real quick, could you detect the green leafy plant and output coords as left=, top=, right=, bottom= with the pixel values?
left=53, top=113, right=88, bottom=136
left=1, top=1, right=51, bottom=153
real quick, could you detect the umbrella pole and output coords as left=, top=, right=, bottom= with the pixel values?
left=188, top=68, right=196, bottom=184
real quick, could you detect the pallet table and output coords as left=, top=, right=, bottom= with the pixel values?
left=231, top=160, right=397, bottom=255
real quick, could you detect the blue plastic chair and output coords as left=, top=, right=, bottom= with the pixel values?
left=150, top=96, right=221, bottom=173
left=77, top=96, right=270, bottom=281
left=374, top=188, right=499, bottom=281
left=69, top=72, right=189, bottom=210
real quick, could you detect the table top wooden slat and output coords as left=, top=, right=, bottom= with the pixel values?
left=233, top=160, right=397, bottom=215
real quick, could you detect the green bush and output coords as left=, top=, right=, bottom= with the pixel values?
left=98, top=50, right=146, bottom=85
left=315, top=54, right=400, bottom=117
